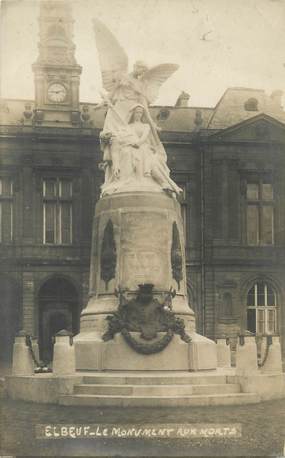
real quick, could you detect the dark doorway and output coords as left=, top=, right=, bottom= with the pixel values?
left=38, top=277, right=79, bottom=362
left=0, top=276, right=20, bottom=368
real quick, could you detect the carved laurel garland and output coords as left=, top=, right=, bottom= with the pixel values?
left=102, top=285, right=191, bottom=354
left=121, top=328, right=174, bottom=355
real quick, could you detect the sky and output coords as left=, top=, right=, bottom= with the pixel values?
left=0, top=0, right=285, bottom=108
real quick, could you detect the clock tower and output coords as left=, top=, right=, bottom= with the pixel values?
left=32, top=0, right=82, bottom=126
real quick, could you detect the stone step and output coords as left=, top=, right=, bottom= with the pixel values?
left=74, top=383, right=241, bottom=396
left=192, top=383, right=240, bottom=395
left=81, top=374, right=229, bottom=386
left=59, top=392, right=260, bottom=407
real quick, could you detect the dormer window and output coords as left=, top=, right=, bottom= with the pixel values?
left=156, top=109, right=170, bottom=121
left=244, top=98, right=258, bottom=111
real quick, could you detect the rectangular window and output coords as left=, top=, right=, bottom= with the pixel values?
left=43, top=178, right=73, bottom=245
left=247, top=205, right=259, bottom=245
left=261, top=206, right=274, bottom=245
left=60, top=202, right=72, bottom=244
left=43, top=178, right=56, bottom=198
left=247, top=183, right=259, bottom=200
left=0, top=177, right=13, bottom=243
left=44, top=202, right=56, bottom=244
left=59, top=179, right=72, bottom=198
left=246, top=179, right=274, bottom=246
left=262, top=183, right=273, bottom=201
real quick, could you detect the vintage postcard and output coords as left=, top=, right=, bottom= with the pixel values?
left=0, top=0, right=285, bottom=456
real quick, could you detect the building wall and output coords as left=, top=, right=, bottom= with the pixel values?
left=1, top=117, right=285, bottom=361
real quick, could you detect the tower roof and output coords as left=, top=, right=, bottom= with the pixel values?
left=34, top=0, right=79, bottom=67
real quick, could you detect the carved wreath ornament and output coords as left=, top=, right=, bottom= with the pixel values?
left=102, top=284, right=191, bottom=354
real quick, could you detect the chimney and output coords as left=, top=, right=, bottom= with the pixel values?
left=175, top=91, right=190, bottom=108
left=270, top=90, right=283, bottom=109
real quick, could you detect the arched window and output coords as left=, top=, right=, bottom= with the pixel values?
left=247, top=281, right=277, bottom=334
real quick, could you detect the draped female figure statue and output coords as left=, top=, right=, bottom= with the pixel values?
left=93, top=19, right=181, bottom=198
left=100, top=104, right=182, bottom=196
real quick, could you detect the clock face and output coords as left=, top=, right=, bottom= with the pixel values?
left=47, top=83, right=67, bottom=103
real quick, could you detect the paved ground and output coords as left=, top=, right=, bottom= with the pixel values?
left=1, top=397, right=285, bottom=457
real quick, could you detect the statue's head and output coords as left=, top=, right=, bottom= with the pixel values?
left=128, top=104, right=146, bottom=123
left=133, top=105, right=144, bottom=121
left=133, top=60, right=148, bottom=77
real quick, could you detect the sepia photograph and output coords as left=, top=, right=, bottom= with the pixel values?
left=0, top=0, right=285, bottom=456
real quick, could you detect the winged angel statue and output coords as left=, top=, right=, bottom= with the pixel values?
left=94, top=19, right=182, bottom=197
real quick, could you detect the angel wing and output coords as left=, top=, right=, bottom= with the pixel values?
left=142, top=63, right=179, bottom=104
left=93, top=19, right=128, bottom=93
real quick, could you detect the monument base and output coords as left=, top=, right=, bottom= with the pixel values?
left=6, top=370, right=285, bottom=406
left=74, top=331, right=217, bottom=371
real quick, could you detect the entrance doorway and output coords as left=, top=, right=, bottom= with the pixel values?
left=38, top=277, right=79, bottom=362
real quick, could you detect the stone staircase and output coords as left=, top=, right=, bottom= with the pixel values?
left=59, top=371, right=260, bottom=406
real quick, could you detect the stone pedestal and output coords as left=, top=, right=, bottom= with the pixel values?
left=53, top=331, right=75, bottom=375
left=75, top=331, right=217, bottom=371
left=236, top=336, right=258, bottom=375
left=188, top=333, right=217, bottom=370
left=12, top=335, right=34, bottom=376
left=75, top=191, right=217, bottom=371
left=81, top=192, right=194, bottom=329
left=216, top=338, right=231, bottom=368
left=261, top=336, right=283, bottom=373
left=75, top=333, right=189, bottom=371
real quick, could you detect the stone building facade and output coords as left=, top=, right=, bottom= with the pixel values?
left=1, top=1, right=285, bottom=363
